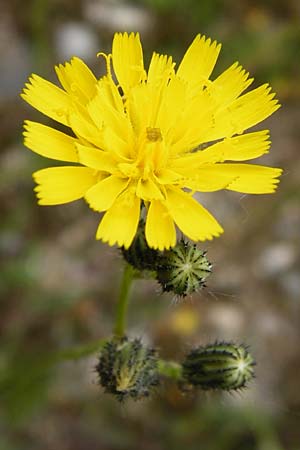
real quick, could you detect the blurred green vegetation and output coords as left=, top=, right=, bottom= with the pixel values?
left=1, top=0, right=300, bottom=449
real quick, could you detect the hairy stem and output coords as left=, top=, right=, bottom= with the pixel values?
left=113, top=263, right=135, bottom=338
left=157, top=360, right=183, bottom=380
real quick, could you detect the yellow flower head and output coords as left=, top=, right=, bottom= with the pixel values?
left=22, top=32, right=282, bottom=250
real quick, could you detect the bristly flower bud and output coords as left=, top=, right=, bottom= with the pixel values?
left=96, top=337, right=159, bottom=401
left=121, top=220, right=160, bottom=272
left=182, top=342, right=255, bottom=391
left=156, top=239, right=212, bottom=296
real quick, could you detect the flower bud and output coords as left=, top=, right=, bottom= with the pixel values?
left=121, top=220, right=160, bottom=272
left=96, top=337, right=159, bottom=401
left=182, top=342, right=255, bottom=391
left=156, top=239, right=212, bottom=296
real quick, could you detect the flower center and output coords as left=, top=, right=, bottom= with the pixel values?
left=118, top=127, right=166, bottom=183
left=146, top=127, right=162, bottom=142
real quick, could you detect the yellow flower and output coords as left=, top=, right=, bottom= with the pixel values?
left=22, top=32, right=282, bottom=250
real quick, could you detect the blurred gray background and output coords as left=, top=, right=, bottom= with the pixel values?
left=1, top=0, right=300, bottom=449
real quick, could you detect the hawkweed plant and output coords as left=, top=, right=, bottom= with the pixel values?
left=21, top=32, right=282, bottom=400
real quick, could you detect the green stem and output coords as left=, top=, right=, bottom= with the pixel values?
left=113, top=263, right=135, bottom=338
left=158, top=360, right=183, bottom=380
left=56, top=338, right=107, bottom=362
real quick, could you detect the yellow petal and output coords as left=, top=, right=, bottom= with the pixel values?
left=177, top=34, right=221, bottom=89
left=204, top=84, right=280, bottom=141
left=181, top=166, right=238, bottom=192
left=200, top=130, right=271, bottom=163
left=55, top=57, right=97, bottom=104
left=103, top=126, right=133, bottom=160
left=145, top=200, right=176, bottom=250
left=21, top=74, right=72, bottom=126
left=127, top=83, right=152, bottom=135
left=112, top=32, right=145, bottom=93
left=138, top=54, right=175, bottom=131
left=87, top=77, right=125, bottom=130
left=174, top=162, right=282, bottom=194
left=156, top=77, right=186, bottom=139
left=171, top=130, right=271, bottom=168
left=33, top=166, right=97, bottom=205
left=213, top=163, right=283, bottom=194
left=85, top=89, right=104, bottom=131
left=209, top=62, right=253, bottom=106
left=76, top=143, right=118, bottom=172
left=136, top=178, right=164, bottom=201
left=170, top=90, right=213, bottom=154
left=23, top=120, right=78, bottom=162
left=96, top=189, right=141, bottom=248
left=90, top=79, right=134, bottom=160
left=166, top=188, right=223, bottom=241
left=88, top=79, right=132, bottom=155
left=68, top=110, right=104, bottom=148
left=147, top=52, right=174, bottom=87
left=155, top=168, right=183, bottom=185
left=85, top=176, right=129, bottom=211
